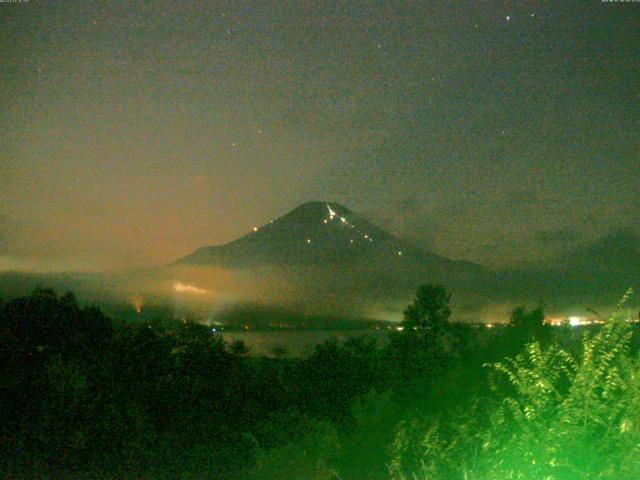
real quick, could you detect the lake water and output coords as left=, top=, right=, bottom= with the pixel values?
left=220, top=329, right=390, bottom=357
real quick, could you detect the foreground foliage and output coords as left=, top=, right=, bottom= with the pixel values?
left=1, top=286, right=639, bottom=479
left=474, top=289, right=640, bottom=479
left=390, top=289, right=640, bottom=480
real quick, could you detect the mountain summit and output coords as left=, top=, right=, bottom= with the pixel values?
left=175, top=201, right=483, bottom=276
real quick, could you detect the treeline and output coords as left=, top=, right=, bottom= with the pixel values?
left=0, top=287, right=638, bottom=479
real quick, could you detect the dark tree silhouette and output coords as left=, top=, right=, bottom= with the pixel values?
left=402, top=284, right=452, bottom=339
left=508, top=305, right=547, bottom=342
left=230, top=339, right=250, bottom=356
left=271, top=344, right=289, bottom=358
left=509, top=306, right=545, bottom=330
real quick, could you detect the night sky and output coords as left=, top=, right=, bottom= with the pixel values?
left=1, top=1, right=638, bottom=272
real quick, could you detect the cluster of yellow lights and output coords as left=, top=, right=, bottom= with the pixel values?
left=322, top=204, right=406, bottom=256
left=545, top=315, right=602, bottom=327
left=251, top=204, right=406, bottom=258
left=173, top=281, right=209, bottom=295
left=327, top=205, right=373, bottom=242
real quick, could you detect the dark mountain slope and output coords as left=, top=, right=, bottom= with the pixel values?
left=175, top=201, right=484, bottom=278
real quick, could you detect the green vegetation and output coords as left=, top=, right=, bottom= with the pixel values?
left=1, top=286, right=638, bottom=478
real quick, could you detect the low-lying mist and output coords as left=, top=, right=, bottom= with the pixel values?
left=0, top=262, right=636, bottom=327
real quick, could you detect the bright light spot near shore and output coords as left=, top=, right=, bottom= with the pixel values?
left=486, top=323, right=493, bottom=329
left=569, top=316, right=583, bottom=327
left=253, top=226, right=258, bottom=232
left=396, top=326, right=404, bottom=331
left=173, top=282, right=209, bottom=295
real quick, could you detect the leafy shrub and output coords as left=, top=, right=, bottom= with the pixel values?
left=398, top=289, right=640, bottom=480
left=243, top=420, right=341, bottom=480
